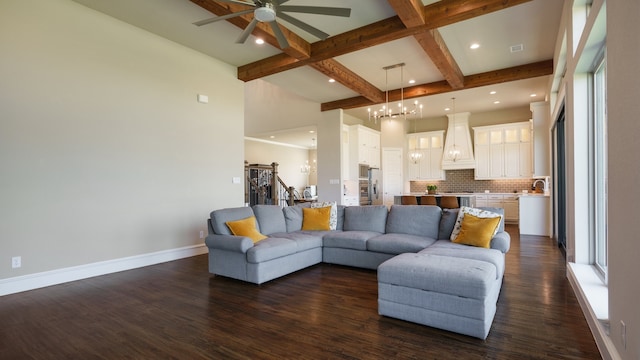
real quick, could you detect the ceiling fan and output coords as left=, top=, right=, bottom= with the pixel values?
left=193, top=0, right=351, bottom=49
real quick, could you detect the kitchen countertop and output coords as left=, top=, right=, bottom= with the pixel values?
left=400, top=192, right=551, bottom=198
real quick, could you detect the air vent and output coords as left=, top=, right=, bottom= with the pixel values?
left=510, top=44, right=524, bottom=53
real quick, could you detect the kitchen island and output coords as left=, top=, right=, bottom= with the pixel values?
left=519, top=194, right=551, bottom=236
left=394, top=194, right=476, bottom=207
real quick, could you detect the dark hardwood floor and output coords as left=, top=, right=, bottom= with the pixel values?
left=0, top=225, right=601, bottom=359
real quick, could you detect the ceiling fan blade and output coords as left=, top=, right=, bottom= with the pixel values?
left=236, top=18, right=259, bottom=44
left=278, top=6, right=351, bottom=17
left=213, top=0, right=256, bottom=6
left=193, top=8, right=255, bottom=26
left=270, top=21, right=290, bottom=49
left=276, top=12, right=329, bottom=40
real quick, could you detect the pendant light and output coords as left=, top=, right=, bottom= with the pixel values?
left=409, top=100, right=423, bottom=164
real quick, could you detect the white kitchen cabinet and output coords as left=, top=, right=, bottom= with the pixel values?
left=343, top=195, right=359, bottom=206
left=473, top=122, right=533, bottom=179
left=475, top=194, right=488, bottom=207
left=475, top=194, right=518, bottom=223
left=351, top=125, right=380, bottom=169
left=406, top=131, right=445, bottom=181
left=502, top=195, right=520, bottom=223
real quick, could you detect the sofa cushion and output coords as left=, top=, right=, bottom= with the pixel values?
left=271, top=231, right=326, bottom=252
left=323, top=231, right=380, bottom=251
left=343, top=205, right=388, bottom=233
left=450, top=207, right=502, bottom=241
left=302, top=207, right=332, bottom=231
left=225, top=216, right=267, bottom=243
left=478, top=207, right=505, bottom=233
left=246, top=237, right=297, bottom=263
left=366, top=233, right=436, bottom=255
left=282, top=203, right=311, bottom=232
left=420, top=240, right=505, bottom=278
left=438, top=208, right=459, bottom=240
left=252, top=205, right=287, bottom=235
left=336, top=205, right=346, bottom=231
left=311, top=201, right=337, bottom=230
left=211, top=207, right=256, bottom=236
left=452, top=214, right=501, bottom=248
left=385, top=205, right=441, bottom=239
left=378, top=253, right=497, bottom=299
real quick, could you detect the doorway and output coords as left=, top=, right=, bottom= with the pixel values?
left=382, top=148, right=403, bottom=207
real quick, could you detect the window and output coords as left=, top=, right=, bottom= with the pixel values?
left=589, top=53, right=607, bottom=279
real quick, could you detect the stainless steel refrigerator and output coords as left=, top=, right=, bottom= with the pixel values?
left=368, top=168, right=382, bottom=205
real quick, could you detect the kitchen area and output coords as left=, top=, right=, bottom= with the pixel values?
left=365, top=102, right=552, bottom=237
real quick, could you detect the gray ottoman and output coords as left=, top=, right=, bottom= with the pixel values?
left=377, top=253, right=503, bottom=339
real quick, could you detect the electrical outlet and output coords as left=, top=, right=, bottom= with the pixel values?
left=11, top=256, right=21, bottom=269
left=621, top=320, right=626, bottom=349
left=199, top=230, right=204, bottom=239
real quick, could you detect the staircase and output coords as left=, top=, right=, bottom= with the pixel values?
left=245, top=162, right=296, bottom=207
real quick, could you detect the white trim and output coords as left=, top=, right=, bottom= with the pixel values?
left=567, top=262, right=621, bottom=360
left=244, top=136, right=310, bottom=149
left=0, top=244, right=208, bottom=297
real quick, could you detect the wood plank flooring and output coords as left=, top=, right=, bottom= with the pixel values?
left=0, top=225, right=601, bottom=359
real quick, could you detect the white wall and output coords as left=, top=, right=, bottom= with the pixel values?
left=244, top=79, right=323, bottom=135
left=607, top=1, right=640, bottom=358
left=0, top=0, right=244, bottom=280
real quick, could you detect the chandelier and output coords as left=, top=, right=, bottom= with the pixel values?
left=408, top=100, right=424, bottom=164
left=367, top=63, right=408, bottom=123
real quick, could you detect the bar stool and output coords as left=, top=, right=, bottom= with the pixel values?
left=400, top=196, right=418, bottom=205
left=420, top=196, right=437, bottom=206
left=439, top=196, right=459, bottom=209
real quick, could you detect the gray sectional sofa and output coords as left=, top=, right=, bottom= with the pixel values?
left=205, top=203, right=510, bottom=339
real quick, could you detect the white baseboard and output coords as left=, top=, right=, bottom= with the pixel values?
left=0, top=244, right=208, bottom=297
left=567, top=263, right=621, bottom=360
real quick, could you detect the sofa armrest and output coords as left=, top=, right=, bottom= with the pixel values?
left=205, top=234, right=253, bottom=253
left=490, top=231, right=511, bottom=253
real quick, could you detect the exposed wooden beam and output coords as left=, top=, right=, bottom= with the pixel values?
left=386, top=0, right=425, bottom=28
left=321, top=60, right=553, bottom=111
left=189, top=0, right=310, bottom=60
left=309, top=60, right=385, bottom=104
left=238, top=0, right=533, bottom=81
left=387, top=0, right=465, bottom=90
left=414, top=30, right=465, bottom=89
left=238, top=16, right=410, bottom=81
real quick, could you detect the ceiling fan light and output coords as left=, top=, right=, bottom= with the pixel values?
left=255, top=4, right=276, bottom=22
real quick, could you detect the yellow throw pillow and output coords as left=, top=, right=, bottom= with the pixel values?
left=452, top=213, right=501, bottom=248
left=301, top=207, right=331, bottom=231
left=226, top=216, right=267, bottom=243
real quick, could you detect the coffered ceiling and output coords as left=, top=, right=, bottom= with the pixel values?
left=72, top=0, right=563, bottom=147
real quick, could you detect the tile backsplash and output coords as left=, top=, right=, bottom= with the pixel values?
left=411, top=169, right=538, bottom=194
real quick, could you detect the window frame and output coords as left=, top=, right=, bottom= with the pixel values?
left=588, top=49, right=608, bottom=281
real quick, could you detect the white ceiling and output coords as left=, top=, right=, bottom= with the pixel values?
left=72, top=0, right=563, bottom=148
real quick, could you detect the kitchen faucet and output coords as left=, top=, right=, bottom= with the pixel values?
left=532, top=178, right=549, bottom=193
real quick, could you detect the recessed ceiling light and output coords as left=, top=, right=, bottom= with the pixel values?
left=409, top=79, right=416, bottom=84
left=328, top=78, right=335, bottom=83
left=309, top=130, right=315, bottom=133
left=493, top=100, right=501, bottom=104
left=470, top=43, right=480, bottom=50
left=444, top=107, right=450, bottom=111
left=530, top=93, right=537, bottom=97
left=490, top=91, right=497, bottom=95
left=269, top=135, right=275, bottom=139
left=255, top=38, right=264, bottom=45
